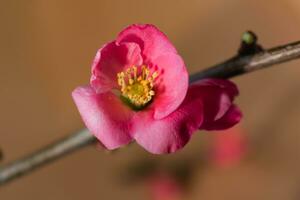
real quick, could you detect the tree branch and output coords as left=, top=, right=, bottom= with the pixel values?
left=1, top=38, right=300, bottom=186
left=0, top=129, right=96, bottom=185
left=189, top=40, right=300, bottom=82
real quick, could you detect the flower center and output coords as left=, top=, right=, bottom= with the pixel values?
left=117, top=65, right=158, bottom=108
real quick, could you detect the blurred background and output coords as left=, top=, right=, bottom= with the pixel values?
left=1, top=0, right=300, bottom=199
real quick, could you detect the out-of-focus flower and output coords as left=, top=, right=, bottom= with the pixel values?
left=72, top=24, right=242, bottom=154
left=147, top=174, right=183, bottom=200
left=209, top=126, right=248, bottom=168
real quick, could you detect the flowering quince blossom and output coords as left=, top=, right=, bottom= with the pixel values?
left=72, top=24, right=242, bottom=154
left=210, top=126, right=248, bottom=168
left=147, top=174, right=183, bottom=200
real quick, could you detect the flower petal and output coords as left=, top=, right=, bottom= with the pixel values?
left=202, top=105, right=242, bottom=130
left=191, top=79, right=241, bottom=130
left=149, top=53, right=188, bottom=119
left=116, top=24, right=177, bottom=63
left=72, top=85, right=133, bottom=149
left=132, top=85, right=203, bottom=154
left=194, top=78, right=239, bottom=100
left=90, top=41, right=143, bottom=93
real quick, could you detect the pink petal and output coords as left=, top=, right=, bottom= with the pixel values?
left=203, top=105, right=242, bottom=130
left=116, top=24, right=177, bottom=63
left=195, top=78, right=239, bottom=100
left=72, top=85, right=133, bottom=149
left=132, top=85, right=203, bottom=154
left=190, top=79, right=241, bottom=130
left=150, top=53, right=188, bottom=119
left=90, top=41, right=143, bottom=93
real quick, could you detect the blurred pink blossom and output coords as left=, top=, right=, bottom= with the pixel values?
left=210, top=126, right=248, bottom=167
left=147, top=174, right=183, bottom=200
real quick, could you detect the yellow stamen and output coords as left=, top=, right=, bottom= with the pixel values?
left=117, top=65, right=158, bottom=108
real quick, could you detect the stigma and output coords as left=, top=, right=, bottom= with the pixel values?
left=117, top=65, right=158, bottom=108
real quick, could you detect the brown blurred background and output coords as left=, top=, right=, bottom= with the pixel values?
left=1, top=0, right=300, bottom=199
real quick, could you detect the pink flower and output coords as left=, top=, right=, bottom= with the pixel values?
left=209, top=126, right=248, bottom=168
left=147, top=174, right=183, bottom=200
left=72, top=24, right=242, bottom=154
